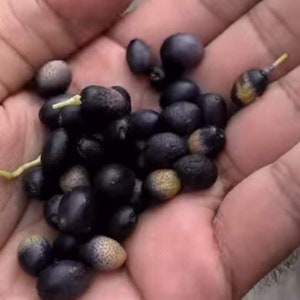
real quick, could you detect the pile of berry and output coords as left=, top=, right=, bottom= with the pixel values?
left=0, top=32, right=286, bottom=300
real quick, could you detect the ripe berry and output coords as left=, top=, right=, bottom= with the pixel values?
left=44, top=194, right=63, bottom=230
left=53, top=234, right=80, bottom=261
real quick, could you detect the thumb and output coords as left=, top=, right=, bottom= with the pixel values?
left=0, top=0, right=131, bottom=101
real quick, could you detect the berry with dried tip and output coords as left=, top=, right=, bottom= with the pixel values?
left=174, top=154, right=218, bottom=189
left=39, top=94, right=73, bottom=129
left=131, top=109, right=160, bottom=139
left=41, top=129, right=70, bottom=174
left=94, top=164, right=135, bottom=206
left=44, top=194, right=63, bottom=230
left=37, top=260, right=92, bottom=300
left=107, top=206, right=138, bottom=241
left=35, top=60, right=72, bottom=97
left=59, top=165, right=90, bottom=193
left=144, top=132, right=188, bottom=169
left=126, top=39, right=154, bottom=74
left=160, top=79, right=200, bottom=108
left=79, top=236, right=127, bottom=271
left=160, top=33, right=204, bottom=74
left=194, top=93, right=227, bottom=128
left=18, top=235, right=54, bottom=277
left=143, top=169, right=181, bottom=202
left=57, top=187, right=95, bottom=236
left=159, top=101, right=202, bottom=136
left=53, top=234, right=80, bottom=261
left=188, top=126, right=225, bottom=157
left=149, top=66, right=168, bottom=90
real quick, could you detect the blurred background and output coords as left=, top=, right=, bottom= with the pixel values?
left=127, top=1, right=300, bottom=299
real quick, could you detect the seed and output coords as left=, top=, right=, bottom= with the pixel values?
left=131, top=109, right=160, bottom=139
left=174, top=154, right=218, bottom=189
left=160, top=33, right=204, bottom=75
left=107, top=206, right=138, bottom=241
left=81, top=85, right=130, bottom=120
left=37, top=260, right=92, bottom=300
left=94, top=164, right=135, bottom=206
left=103, top=116, right=133, bottom=145
left=39, top=94, right=74, bottom=129
left=231, top=53, right=288, bottom=106
left=159, top=101, right=202, bottom=136
left=35, top=60, right=72, bottom=97
left=53, top=234, right=80, bottom=261
left=79, top=236, right=127, bottom=271
left=41, top=129, right=70, bottom=174
left=126, top=39, right=154, bottom=74
left=144, top=132, right=188, bottom=169
left=57, top=187, right=95, bottom=236
left=76, top=134, right=105, bottom=167
left=58, top=105, right=84, bottom=132
left=23, top=166, right=58, bottom=200
left=159, top=79, right=200, bottom=108
left=142, top=169, right=181, bottom=202
left=44, top=194, right=63, bottom=230
left=18, top=235, right=53, bottom=277
left=59, top=165, right=90, bottom=193
left=187, top=126, right=225, bottom=157
left=194, top=93, right=227, bottom=128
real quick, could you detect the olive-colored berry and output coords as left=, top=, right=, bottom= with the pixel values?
left=143, top=169, right=181, bottom=202
left=37, top=260, right=92, bottom=300
left=174, top=154, right=218, bottom=189
left=18, top=235, right=53, bottom=277
left=144, top=132, right=188, bottom=169
left=159, top=101, right=202, bottom=136
left=188, top=126, right=225, bottom=157
left=44, top=194, right=63, bottom=230
left=79, top=236, right=127, bottom=271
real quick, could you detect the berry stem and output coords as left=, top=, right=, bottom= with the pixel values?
left=0, top=155, right=41, bottom=180
left=264, top=53, right=288, bottom=74
left=52, top=95, right=82, bottom=110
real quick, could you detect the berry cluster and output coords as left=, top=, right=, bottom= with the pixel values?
left=0, top=32, right=287, bottom=300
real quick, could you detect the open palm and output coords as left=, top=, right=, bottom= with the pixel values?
left=0, top=0, right=300, bottom=299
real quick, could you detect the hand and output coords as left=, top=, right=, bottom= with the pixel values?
left=0, top=0, right=299, bottom=299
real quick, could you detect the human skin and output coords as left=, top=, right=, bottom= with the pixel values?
left=0, top=0, right=300, bottom=299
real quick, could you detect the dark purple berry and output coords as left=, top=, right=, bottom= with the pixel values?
left=53, top=234, right=80, bottom=261
left=44, top=195, right=63, bottom=230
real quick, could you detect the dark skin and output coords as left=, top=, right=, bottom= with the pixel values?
left=0, top=0, right=300, bottom=299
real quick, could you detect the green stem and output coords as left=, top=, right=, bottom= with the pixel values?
left=0, top=155, right=41, bottom=180
left=52, top=95, right=82, bottom=110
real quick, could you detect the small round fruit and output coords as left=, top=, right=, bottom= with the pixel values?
left=131, top=109, right=160, bottom=139
left=159, top=101, right=202, bottom=136
left=94, top=164, right=135, bottom=204
left=112, top=86, right=131, bottom=103
left=59, top=165, right=90, bottom=193
left=18, top=235, right=53, bottom=277
left=59, top=105, right=84, bottom=131
left=142, top=169, right=181, bottom=202
left=160, top=33, right=204, bottom=74
left=108, top=206, right=138, bottom=241
left=76, top=134, right=105, bottom=166
left=159, top=79, right=200, bottom=108
left=23, top=167, right=57, bottom=200
left=39, top=94, right=73, bottom=129
left=35, top=60, right=72, bottom=97
left=44, top=194, right=63, bottom=230
left=57, top=187, right=95, bottom=236
left=126, top=39, right=154, bottom=74
left=187, top=126, right=225, bottom=157
left=79, top=236, right=127, bottom=271
left=81, top=85, right=130, bottom=120
left=195, top=93, right=227, bottom=128
left=41, top=129, right=70, bottom=174
left=53, top=234, right=80, bottom=260
left=144, top=132, right=188, bottom=169
left=37, top=260, right=91, bottom=300
left=103, top=116, right=133, bottom=145
left=174, top=154, right=218, bottom=189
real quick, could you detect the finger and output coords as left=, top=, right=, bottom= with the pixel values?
left=214, top=142, right=300, bottom=298
left=191, top=0, right=300, bottom=103
left=0, top=0, right=131, bottom=101
left=110, top=0, right=262, bottom=53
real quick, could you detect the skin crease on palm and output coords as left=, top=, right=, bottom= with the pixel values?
left=1, top=0, right=300, bottom=299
